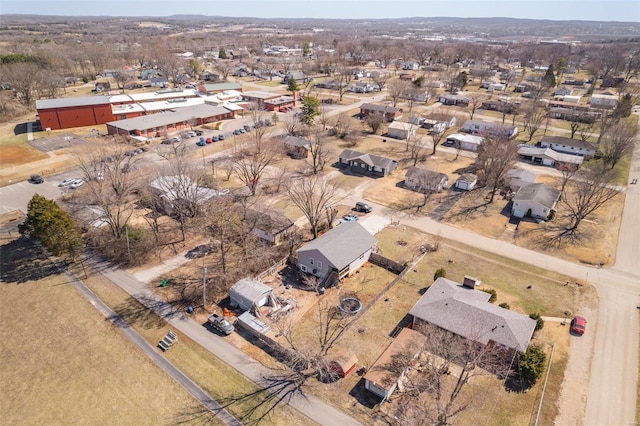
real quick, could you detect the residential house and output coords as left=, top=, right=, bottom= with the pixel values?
left=246, top=208, right=295, bottom=245
left=462, top=120, right=518, bottom=139
left=511, top=183, right=560, bottom=219
left=282, top=71, right=308, bottom=84
left=553, top=86, right=573, bottom=96
left=402, top=61, right=420, bottom=70
left=425, top=80, right=444, bottom=89
left=387, top=121, right=417, bottom=140
left=554, top=94, right=581, bottom=104
left=548, top=107, right=601, bottom=123
left=444, top=133, right=485, bottom=152
left=539, top=136, right=598, bottom=159
left=438, top=94, right=470, bottom=106
left=503, top=168, right=537, bottom=192
left=94, top=81, right=111, bottom=92
left=149, top=77, right=169, bottom=88
left=283, top=135, right=312, bottom=159
left=229, top=278, right=274, bottom=312
left=296, top=221, right=377, bottom=280
left=518, top=146, right=583, bottom=168
left=404, top=167, right=449, bottom=193
left=148, top=174, right=222, bottom=215
left=455, top=173, right=478, bottom=191
left=487, top=83, right=506, bottom=92
left=349, top=81, right=375, bottom=93
left=360, top=103, right=403, bottom=122
left=590, top=94, right=618, bottom=109
left=315, top=80, right=346, bottom=90
left=399, top=71, right=415, bottom=81
left=409, top=277, right=537, bottom=373
left=481, top=100, right=519, bottom=114
left=338, top=149, right=398, bottom=177
left=364, top=328, right=426, bottom=401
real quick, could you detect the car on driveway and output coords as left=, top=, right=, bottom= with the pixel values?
left=571, top=315, right=587, bottom=335
left=58, top=177, right=75, bottom=187
left=196, top=139, right=206, bottom=146
left=30, top=174, right=44, bottom=184
left=208, top=313, right=235, bottom=335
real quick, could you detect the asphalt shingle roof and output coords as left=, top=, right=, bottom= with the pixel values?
left=409, top=278, right=536, bottom=352
left=339, top=149, right=396, bottom=170
left=297, top=221, right=377, bottom=271
left=512, top=183, right=560, bottom=210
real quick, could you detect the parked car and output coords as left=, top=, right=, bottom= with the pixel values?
left=571, top=316, right=587, bottom=335
left=218, top=134, right=225, bottom=141
left=239, top=128, right=246, bottom=133
left=355, top=202, right=372, bottom=213
left=161, top=139, right=173, bottom=145
left=30, top=174, right=44, bottom=184
left=196, top=140, right=206, bottom=146
left=212, top=135, right=219, bottom=142
left=58, top=177, right=75, bottom=187
left=70, top=179, right=85, bottom=189
left=206, top=137, right=213, bottom=144
left=186, top=131, right=197, bottom=137
left=233, top=129, right=241, bottom=135
left=194, top=130, right=203, bottom=136
left=170, top=136, right=181, bottom=143
left=208, top=314, right=235, bottom=335
left=243, top=124, right=251, bottom=131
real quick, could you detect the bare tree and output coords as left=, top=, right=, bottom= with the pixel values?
left=336, top=64, right=352, bottom=102
left=561, top=164, right=621, bottom=237
left=214, top=60, right=235, bottom=81
left=557, top=162, right=578, bottom=200
left=388, top=79, right=409, bottom=107
left=287, top=175, right=341, bottom=239
left=306, top=129, right=332, bottom=174
left=476, top=135, right=519, bottom=203
left=522, top=100, right=547, bottom=141
left=600, top=122, right=637, bottom=169
left=364, top=111, right=385, bottom=134
left=233, top=144, right=279, bottom=196
left=2, top=62, right=43, bottom=105
left=284, top=112, right=301, bottom=136
left=245, top=102, right=269, bottom=150
left=409, top=135, right=429, bottom=166
left=467, top=93, right=484, bottom=120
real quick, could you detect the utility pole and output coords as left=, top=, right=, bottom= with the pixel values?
left=125, top=226, right=131, bottom=261
left=202, top=257, right=208, bottom=308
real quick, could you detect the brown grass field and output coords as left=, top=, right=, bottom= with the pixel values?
left=0, top=236, right=214, bottom=425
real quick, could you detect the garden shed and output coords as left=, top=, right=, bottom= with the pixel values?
left=229, top=278, right=273, bottom=312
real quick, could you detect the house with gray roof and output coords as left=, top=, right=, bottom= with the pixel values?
left=511, top=183, right=560, bottom=219
left=338, top=149, right=397, bottom=177
left=503, top=168, right=537, bottom=192
left=409, top=277, right=536, bottom=363
left=297, top=221, right=377, bottom=280
left=283, top=135, right=313, bottom=159
left=539, top=136, right=598, bottom=159
left=404, top=167, right=449, bottom=193
left=518, top=146, right=583, bottom=168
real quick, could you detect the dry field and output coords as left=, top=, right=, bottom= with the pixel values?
left=0, top=236, right=212, bottom=425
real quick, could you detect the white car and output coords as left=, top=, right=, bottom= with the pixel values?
left=70, top=179, right=85, bottom=189
left=186, top=131, right=197, bottom=138
left=58, top=178, right=76, bottom=187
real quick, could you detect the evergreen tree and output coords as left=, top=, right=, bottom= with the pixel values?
left=218, top=48, right=228, bottom=60
left=19, top=194, right=83, bottom=259
left=302, top=41, right=311, bottom=57
left=300, top=96, right=320, bottom=126
left=543, top=64, right=556, bottom=88
left=287, top=77, right=300, bottom=94
left=518, top=344, right=547, bottom=386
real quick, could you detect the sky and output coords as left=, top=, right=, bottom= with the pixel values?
left=1, top=0, right=639, bottom=22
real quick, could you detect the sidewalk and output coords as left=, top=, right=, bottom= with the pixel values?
left=88, top=257, right=362, bottom=426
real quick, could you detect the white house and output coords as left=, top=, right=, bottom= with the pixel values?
left=387, top=121, right=417, bottom=140
left=590, top=94, right=618, bottom=109
left=518, top=146, right=583, bottom=168
left=229, top=278, right=274, bottom=312
left=445, top=133, right=485, bottom=152
left=297, top=221, right=377, bottom=280
left=539, top=136, right=598, bottom=159
left=462, top=120, right=518, bottom=139
left=511, top=183, right=560, bottom=219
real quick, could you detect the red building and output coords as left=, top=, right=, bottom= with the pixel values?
left=36, top=96, right=113, bottom=130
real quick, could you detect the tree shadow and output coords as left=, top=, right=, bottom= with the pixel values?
left=348, top=378, right=381, bottom=409
left=112, top=295, right=169, bottom=330
left=0, top=238, right=60, bottom=284
left=173, top=404, right=218, bottom=425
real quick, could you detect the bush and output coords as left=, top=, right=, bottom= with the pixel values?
left=518, top=344, right=546, bottom=387
left=481, top=288, right=497, bottom=303
left=529, top=313, right=545, bottom=331
left=499, top=302, right=510, bottom=310
left=433, top=267, right=446, bottom=281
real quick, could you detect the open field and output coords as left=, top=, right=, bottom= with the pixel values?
left=0, top=237, right=211, bottom=425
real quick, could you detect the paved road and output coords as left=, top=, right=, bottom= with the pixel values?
left=58, top=262, right=243, bottom=426
left=86, top=256, right=361, bottom=426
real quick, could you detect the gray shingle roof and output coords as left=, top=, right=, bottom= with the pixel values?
left=540, top=135, right=597, bottom=151
left=360, top=103, right=400, bottom=114
left=409, top=278, right=536, bottom=352
left=283, top=135, right=311, bottom=149
left=512, top=183, right=560, bottom=209
left=106, top=104, right=230, bottom=132
left=297, top=221, right=377, bottom=271
left=405, top=166, right=448, bottom=182
left=36, top=95, right=110, bottom=109
left=339, top=149, right=397, bottom=170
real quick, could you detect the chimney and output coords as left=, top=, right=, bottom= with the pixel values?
left=463, top=276, right=481, bottom=289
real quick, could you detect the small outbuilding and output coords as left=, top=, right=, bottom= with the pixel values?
left=455, top=173, right=477, bottom=191
left=229, top=278, right=273, bottom=312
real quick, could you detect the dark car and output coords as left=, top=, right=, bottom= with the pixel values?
left=194, top=130, right=203, bottom=136
left=212, top=135, right=220, bottom=142
left=196, top=140, right=206, bottom=146
left=571, top=316, right=587, bottom=335
left=243, top=124, right=251, bottom=131
left=30, top=174, right=44, bottom=184
left=218, top=134, right=225, bottom=141
left=355, top=201, right=372, bottom=213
